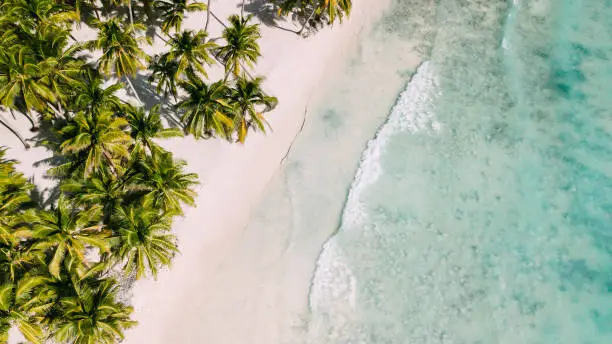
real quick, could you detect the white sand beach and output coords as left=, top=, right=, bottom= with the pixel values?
left=2, top=0, right=392, bottom=343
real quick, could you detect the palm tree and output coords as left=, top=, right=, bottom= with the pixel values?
left=72, top=70, right=124, bottom=115
left=147, top=54, right=180, bottom=100
left=165, top=29, right=217, bottom=79
left=0, top=151, right=40, bottom=282
left=204, top=0, right=212, bottom=31
left=60, top=171, right=129, bottom=224
left=0, top=148, right=33, bottom=246
left=69, top=0, right=102, bottom=20
left=125, top=104, right=182, bottom=158
left=49, top=277, right=136, bottom=344
left=275, top=0, right=352, bottom=33
left=31, top=195, right=110, bottom=279
left=154, top=0, right=207, bottom=35
left=113, top=206, right=177, bottom=279
left=0, top=275, right=50, bottom=344
left=230, top=76, right=277, bottom=143
left=177, top=72, right=234, bottom=139
left=317, top=0, right=352, bottom=24
left=85, top=18, right=150, bottom=104
left=217, top=14, right=261, bottom=78
left=3, top=0, right=78, bottom=30
left=54, top=110, right=132, bottom=177
left=35, top=28, right=87, bottom=115
left=0, top=47, right=56, bottom=129
left=132, top=152, right=197, bottom=214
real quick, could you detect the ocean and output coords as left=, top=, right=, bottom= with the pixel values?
left=306, top=0, right=612, bottom=343
left=245, top=0, right=612, bottom=343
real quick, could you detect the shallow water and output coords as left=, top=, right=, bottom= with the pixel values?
left=308, top=0, right=612, bottom=343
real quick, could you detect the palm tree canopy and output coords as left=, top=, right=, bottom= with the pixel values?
left=230, top=76, right=277, bottom=143
left=72, top=70, right=125, bottom=115
left=60, top=170, right=130, bottom=223
left=2, top=0, right=78, bottom=30
left=125, top=104, right=183, bottom=158
left=49, top=277, right=136, bottom=344
left=0, top=149, right=39, bottom=283
left=148, top=54, right=180, bottom=99
left=217, top=14, right=261, bottom=77
left=55, top=110, right=132, bottom=177
left=131, top=151, right=198, bottom=214
left=155, top=0, right=207, bottom=34
left=177, top=72, right=235, bottom=139
left=85, top=18, right=150, bottom=78
left=31, top=195, right=109, bottom=278
left=275, top=0, right=352, bottom=25
left=0, top=275, right=50, bottom=344
left=318, top=0, right=352, bottom=23
left=0, top=47, right=56, bottom=114
left=113, top=206, right=177, bottom=279
left=165, top=29, right=217, bottom=79
left=0, top=148, right=33, bottom=225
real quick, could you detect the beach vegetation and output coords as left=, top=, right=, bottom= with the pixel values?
left=0, top=0, right=351, bottom=341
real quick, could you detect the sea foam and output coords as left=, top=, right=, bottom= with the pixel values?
left=341, top=60, right=440, bottom=230
left=306, top=61, right=440, bottom=341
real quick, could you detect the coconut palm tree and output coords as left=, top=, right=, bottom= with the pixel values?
left=165, top=29, right=217, bottom=79
left=0, top=148, right=33, bottom=245
left=3, top=0, right=78, bottom=30
left=48, top=277, right=136, bottom=344
left=148, top=54, right=180, bottom=100
left=217, top=14, right=261, bottom=78
left=85, top=18, right=150, bottom=104
left=125, top=104, right=182, bottom=158
left=275, top=0, right=351, bottom=33
left=60, top=171, right=130, bottom=224
left=72, top=70, right=124, bottom=115
left=34, top=28, right=87, bottom=115
left=54, top=110, right=132, bottom=177
left=177, top=71, right=234, bottom=139
left=0, top=151, right=40, bottom=282
left=31, top=195, right=110, bottom=279
left=0, top=47, right=55, bottom=129
left=132, top=152, right=197, bottom=214
left=154, top=0, right=207, bottom=35
left=204, top=0, right=212, bottom=31
left=318, top=0, right=351, bottom=24
left=113, top=206, right=177, bottom=279
left=0, top=275, right=50, bottom=344
left=230, top=76, right=277, bottom=143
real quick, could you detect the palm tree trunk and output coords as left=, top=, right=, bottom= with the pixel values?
left=155, top=32, right=168, bottom=43
left=211, top=11, right=228, bottom=28
left=102, top=150, right=119, bottom=176
left=124, top=77, right=143, bottom=104
left=241, top=0, right=245, bottom=17
left=298, top=6, right=318, bottom=35
left=204, top=0, right=212, bottom=31
left=0, top=117, right=30, bottom=149
left=12, top=109, right=38, bottom=131
left=94, top=3, right=101, bottom=20
left=127, top=0, right=134, bottom=27
left=47, top=103, right=63, bottom=118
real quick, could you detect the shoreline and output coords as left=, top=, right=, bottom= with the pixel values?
left=0, top=1, right=394, bottom=342
left=124, top=0, right=394, bottom=342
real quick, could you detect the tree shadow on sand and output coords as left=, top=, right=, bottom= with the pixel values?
left=131, top=74, right=183, bottom=129
left=241, top=0, right=324, bottom=36
left=241, top=0, right=305, bottom=34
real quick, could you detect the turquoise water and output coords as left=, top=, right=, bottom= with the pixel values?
left=308, top=0, right=612, bottom=343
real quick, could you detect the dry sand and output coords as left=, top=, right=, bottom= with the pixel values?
left=1, top=0, right=393, bottom=342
